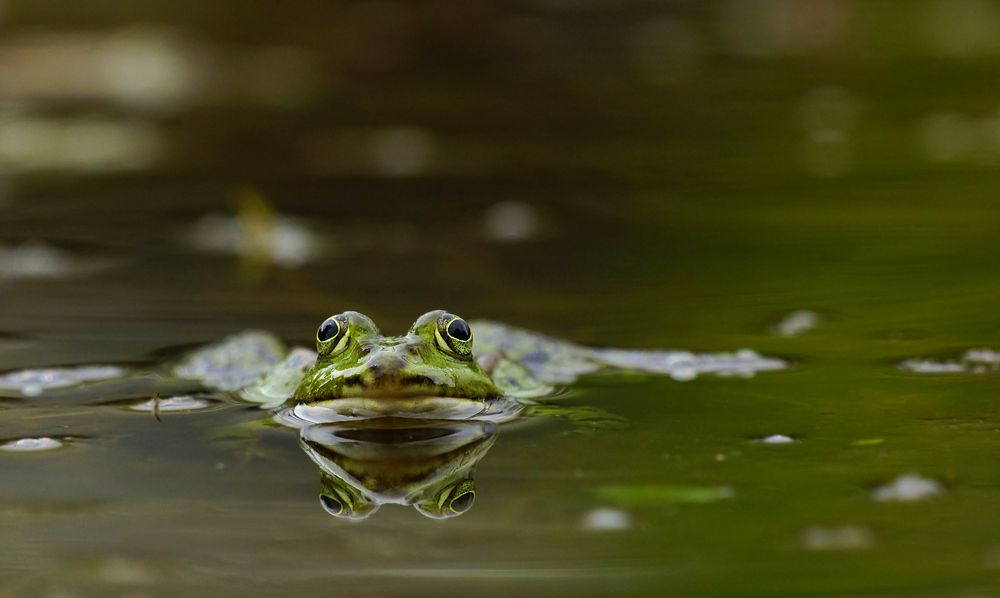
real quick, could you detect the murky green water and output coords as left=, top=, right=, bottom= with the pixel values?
left=3, top=1, right=1000, bottom=596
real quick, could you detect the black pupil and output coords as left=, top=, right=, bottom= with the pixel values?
left=447, top=319, right=471, bottom=342
left=320, top=494, right=344, bottom=514
left=450, top=491, right=475, bottom=513
left=318, top=319, right=339, bottom=342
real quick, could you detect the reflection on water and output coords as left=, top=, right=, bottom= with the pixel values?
left=300, top=419, right=496, bottom=520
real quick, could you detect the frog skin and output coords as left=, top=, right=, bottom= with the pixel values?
left=294, top=310, right=504, bottom=402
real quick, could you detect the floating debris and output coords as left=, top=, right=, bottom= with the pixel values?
left=473, top=320, right=787, bottom=384
left=0, top=242, right=117, bottom=281
left=800, top=525, right=874, bottom=551
left=871, top=474, right=945, bottom=502
left=239, top=347, right=317, bottom=408
left=581, top=507, right=632, bottom=531
left=483, top=200, right=541, bottom=242
left=772, top=309, right=821, bottom=337
left=127, top=395, right=214, bottom=413
left=898, top=348, right=1000, bottom=374
left=595, top=484, right=735, bottom=507
left=593, top=347, right=786, bottom=381
left=189, top=189, right=322, bottom=268
left=171, top=330, right=286, bottom=391
left=851, top=438, right=885, bottom=447
left=0, top=112, right=163, bottom=173
left=0, top=437, right=64, bottom=452
left=0, top=365, right=126, bottom=396
left=757, top=434, right=796, bottom=444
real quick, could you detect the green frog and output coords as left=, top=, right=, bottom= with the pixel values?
left=0, top=309, right=786, bottom=519
left=171, top=308, right=785, bottom=412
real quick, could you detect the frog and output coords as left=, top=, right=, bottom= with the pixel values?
left=0, top=309, right=787, bottom=519
left=170, top=308, right=785, bottom=413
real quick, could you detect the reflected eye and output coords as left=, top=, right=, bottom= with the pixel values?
left=435, top=314, right=473, bottom=359
left=319, top=494, right=344, bottom=516
left=316, top=314, right=351, bottom=356
left=449, top=490, right=475, bottom=514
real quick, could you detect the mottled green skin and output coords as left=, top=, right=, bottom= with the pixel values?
left=294, top=310, right=503, bottom=402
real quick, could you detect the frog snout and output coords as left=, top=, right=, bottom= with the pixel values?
left=366, top=352, right=407, bottom=377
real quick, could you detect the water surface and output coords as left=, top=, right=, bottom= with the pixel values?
left=2, top=1, right=1000, bottom=596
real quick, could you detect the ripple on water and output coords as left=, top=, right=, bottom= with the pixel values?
left=123, top=395, right=218, bottom=413
left=0, top=331, right=32, bottom=352
left=0, top=365, right=127, bottom=396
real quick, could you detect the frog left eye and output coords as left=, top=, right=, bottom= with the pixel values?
left=435, top=314, right=473, bottom=359
left=316, top=314, right=351, bottom=356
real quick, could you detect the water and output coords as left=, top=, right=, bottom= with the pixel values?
left=3, top=1, right=1000, bottom=595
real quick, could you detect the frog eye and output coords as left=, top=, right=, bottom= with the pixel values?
left=317, top=318, right=340, bottom=342
left=448, top=490, right=475, bottom=514
left=319, top=494, right=344, bottom=516
left=414, top=480, right=477, bottom=518
left=316, top=314, right=351, bottom=356
left=435, top=314, right=473, bottom=359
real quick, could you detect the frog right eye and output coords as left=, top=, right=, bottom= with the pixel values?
left=316, top=314, right=351, bottom=356
left=317, top=318, right=340, bottom=342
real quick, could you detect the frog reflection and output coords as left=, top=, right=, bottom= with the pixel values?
left=298, top=418, right=496, bottom=519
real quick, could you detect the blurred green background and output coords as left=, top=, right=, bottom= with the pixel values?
left=2, top=1, right=1000, bottom=596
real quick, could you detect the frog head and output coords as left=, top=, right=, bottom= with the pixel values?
left=294, top=310, right=502, bottom=402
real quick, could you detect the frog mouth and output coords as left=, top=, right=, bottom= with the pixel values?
left=292, top=397, right=494, bottom=423
left=310, top=374, right=497, bottom=401
left=326, top=385, right=487, bottom=400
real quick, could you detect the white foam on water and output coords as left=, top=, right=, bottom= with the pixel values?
left=581, top=507, right=632, bottom=531
left=0, top=437, right=63, bottom=452
left=0, top=365, right=127, bottom=395
left=872, top=474, right=944, bottom=502
left=759, top=434, right=796, bottom=444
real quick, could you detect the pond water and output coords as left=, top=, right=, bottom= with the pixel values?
left=2, top=1, right=1000, bottom=596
